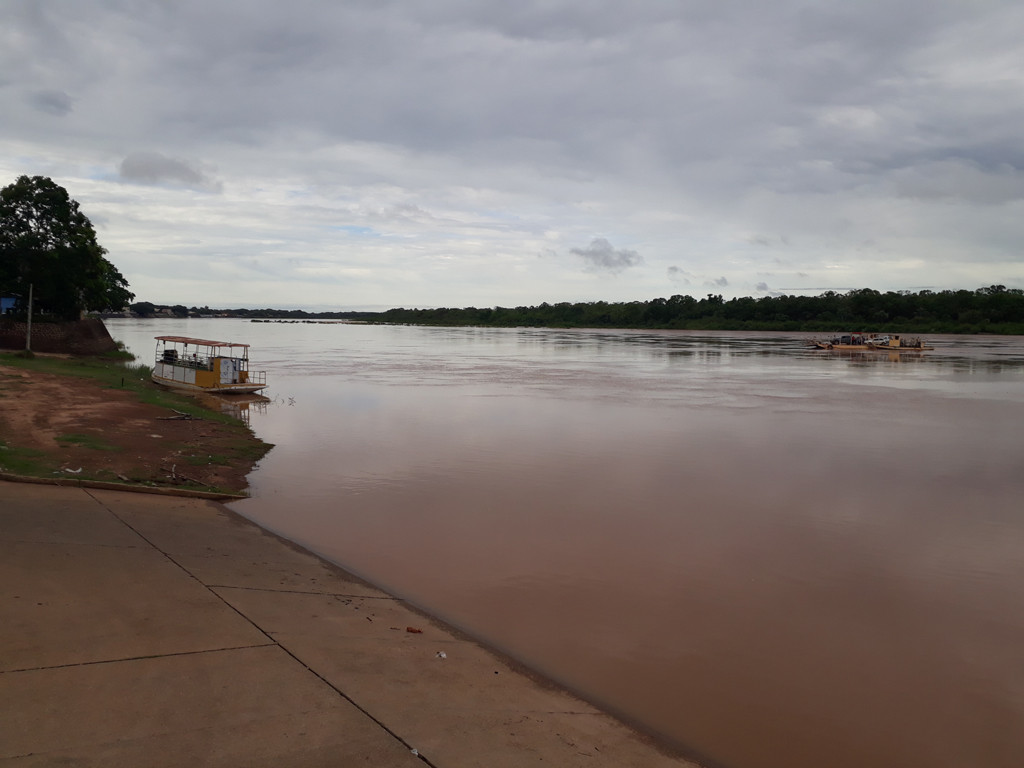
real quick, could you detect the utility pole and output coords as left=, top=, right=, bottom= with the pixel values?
left=25, top=283, right=33, bottom=353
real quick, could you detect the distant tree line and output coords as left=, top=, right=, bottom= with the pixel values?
left=122, top=286, right=1024, bottom=334
left=371, top=286, right=1024, bottom=334
left=128, top=302, right=188, bottom=318
left=127, top=303, right=365, bottom=320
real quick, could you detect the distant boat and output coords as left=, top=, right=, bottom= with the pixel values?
left=809, top=332, right=933, bottom=352
left=151, top=335, right=268, bottom=394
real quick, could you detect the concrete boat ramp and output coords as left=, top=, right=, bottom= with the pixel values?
left=0, top=481, right=698, bottom=767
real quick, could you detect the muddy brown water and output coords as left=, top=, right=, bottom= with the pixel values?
left=107, top=319, right=1024, bottom=768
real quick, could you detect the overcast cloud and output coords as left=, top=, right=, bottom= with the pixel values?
left=2, top=0, right=1022, bottom=309
left=572, top=238, right=643, bottom=273
left=119, top=152, right=223, bottom=192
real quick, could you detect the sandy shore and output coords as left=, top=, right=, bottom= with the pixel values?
left=0, top=479, right=699, bottom=767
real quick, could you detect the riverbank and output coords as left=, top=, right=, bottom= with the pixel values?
left=0, top=353, right=270, bottom=495
left=0, top=480, right=699, bottom=767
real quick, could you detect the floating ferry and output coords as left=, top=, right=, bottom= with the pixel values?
left=809, top=332, right=932, bottom=352
left=152, top=336, right=267, bottom=394
left=809, top=332, right=873, bottom=350
left=865, top=334, right=933, bottom=351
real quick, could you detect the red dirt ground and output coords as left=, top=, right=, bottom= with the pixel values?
left=0, top=362, right=268, bottom=493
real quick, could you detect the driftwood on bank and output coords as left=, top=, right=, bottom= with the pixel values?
left=160, top=465, right=201, bottom=485
left=157, top=409, right=201, bottom=421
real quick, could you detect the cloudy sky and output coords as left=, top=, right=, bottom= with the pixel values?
left=3, top=1, right=1022, bottom=310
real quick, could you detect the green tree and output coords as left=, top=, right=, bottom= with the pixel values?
left=0, top=175, right=134, bottom=320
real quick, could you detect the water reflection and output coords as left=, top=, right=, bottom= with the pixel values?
left=104, top=319, right=1024, bottom=768
left=195, top=392, right=270, bottom=426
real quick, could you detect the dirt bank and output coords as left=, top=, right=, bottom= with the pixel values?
left=0, top=318, right=119, bottom=355
left=0, top=360, right=269, bottom=494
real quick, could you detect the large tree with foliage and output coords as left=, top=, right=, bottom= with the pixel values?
left=0, top=175, right=133, bottom=320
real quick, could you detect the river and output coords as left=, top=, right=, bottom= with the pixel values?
left=105, top=318, right=1024, bottom=768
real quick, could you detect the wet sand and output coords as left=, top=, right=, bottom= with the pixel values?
left=0, top=479, right=699, bottom=767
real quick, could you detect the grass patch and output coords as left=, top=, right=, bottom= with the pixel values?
left=0, top=441, right=52, bottom=476
left=103, top=347, right=137, bottom=362
left=0, top=352, right=238, bottom=425
left=184, top=436, right=272, bottom=469
left=0, top=351, right=146, bottom=386
left=56, top=433, right=120, bottom=451
left=234, top=440, right=273, bottom=461
left=186, top=453, right=231, bottom=466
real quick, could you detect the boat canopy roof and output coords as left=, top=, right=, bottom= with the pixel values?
left=155, top=335, right=250, bottom=349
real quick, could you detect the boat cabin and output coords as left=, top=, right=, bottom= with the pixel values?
left=152, top=336, right=267, bottom=393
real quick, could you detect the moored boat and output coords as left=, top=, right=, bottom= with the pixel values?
left=152, top=336, right=267, bottom=394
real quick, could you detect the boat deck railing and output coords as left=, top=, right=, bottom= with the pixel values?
left=159, top=353, right=213, bottom=371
